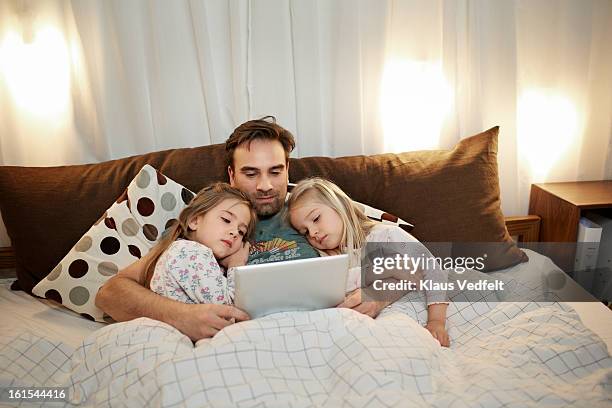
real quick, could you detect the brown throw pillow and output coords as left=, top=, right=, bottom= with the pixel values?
left=0, top=126, right=525, bottom=295
left=288, top=126, right=527, bottom=271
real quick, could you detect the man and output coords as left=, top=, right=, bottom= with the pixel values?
left=224, top=117, right=319, bottom=265
left=96, top=116, right=384, bottom=341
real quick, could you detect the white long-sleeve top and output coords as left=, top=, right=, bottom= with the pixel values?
left=345, top=224, right=449, bottom=306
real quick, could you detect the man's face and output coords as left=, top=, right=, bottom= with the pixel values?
left=228, top=139, right=289, bottom=217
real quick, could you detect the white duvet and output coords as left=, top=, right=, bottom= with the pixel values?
left=2, top=299, right=611, bottom=407
left=2, top=249, right=612, bottom=407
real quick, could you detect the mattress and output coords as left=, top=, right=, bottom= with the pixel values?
left=1, top=249, right=611, bottom=407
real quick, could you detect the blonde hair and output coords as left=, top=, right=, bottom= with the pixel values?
left=286, top=177, right=376, bottom=259
left=142, top=182, right=256, bottom=288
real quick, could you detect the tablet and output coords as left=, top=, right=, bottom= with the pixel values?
left=233, top=254, right=349, bottom=318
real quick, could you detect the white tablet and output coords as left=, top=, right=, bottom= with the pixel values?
left=233, top=254, right=349, bottom=318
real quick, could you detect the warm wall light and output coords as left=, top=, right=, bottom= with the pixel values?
left=0, top=26, right=70, bottom=119
left=380, top=60, right=452, bottom=152
left=517, top=89, right=580, bottom=180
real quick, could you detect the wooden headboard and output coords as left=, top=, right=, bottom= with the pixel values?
left=0, top=247, right=14, bottom=270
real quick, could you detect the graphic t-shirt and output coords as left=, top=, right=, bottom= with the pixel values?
left=247, top=207, right=319, bottom=264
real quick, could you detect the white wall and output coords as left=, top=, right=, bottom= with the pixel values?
left=1, top=1, right=611, bottom=245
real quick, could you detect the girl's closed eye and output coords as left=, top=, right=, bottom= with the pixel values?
left=144, top=182, right=256, bottom=292
left=289, top=201, right=343, bottom=251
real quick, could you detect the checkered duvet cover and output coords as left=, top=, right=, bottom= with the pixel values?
left=1, top=300, right=611, bottom=407
left=2, top=250, right=612, bottom=407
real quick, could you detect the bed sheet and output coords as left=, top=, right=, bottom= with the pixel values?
left=0, top=278, right=104, bottom=349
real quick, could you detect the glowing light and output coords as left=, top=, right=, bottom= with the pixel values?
left=0, top=27, right=70, bottom=118
left=380, top=60, right=452, bottom=152
left=517, top=90, right=579, bottom=180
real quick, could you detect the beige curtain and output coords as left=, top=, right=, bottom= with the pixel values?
left=1, top=0, right=611, bottom=246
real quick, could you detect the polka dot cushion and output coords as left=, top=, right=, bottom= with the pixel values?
left=32, top=164, right=195, bottom=322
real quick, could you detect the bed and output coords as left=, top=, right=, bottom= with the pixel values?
left=1, top=127, right=611, bottom=406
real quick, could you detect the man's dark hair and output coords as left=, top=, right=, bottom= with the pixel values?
left=225, top=116, right=296, bottom=169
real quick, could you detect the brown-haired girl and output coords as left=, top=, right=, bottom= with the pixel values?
left=144, top=182, right=256, bottom=305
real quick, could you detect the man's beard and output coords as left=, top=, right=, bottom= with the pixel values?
left=250, top=193, right=284, bottom=217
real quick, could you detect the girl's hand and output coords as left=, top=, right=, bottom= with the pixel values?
left=220, top=242, right=251, bottom=269
left=425, top=320, right=450, bottom=347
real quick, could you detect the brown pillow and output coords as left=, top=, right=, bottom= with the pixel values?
left=288, top=126, right=527, bottom=271
left=0, top=126, right=525, bottom=295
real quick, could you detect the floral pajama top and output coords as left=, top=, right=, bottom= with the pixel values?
left=150, top=240, right=234, bottom=305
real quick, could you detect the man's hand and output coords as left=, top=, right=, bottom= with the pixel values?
left=336, top=289, right=391, bottom=318
left=96, top=254, right=250, bottom=342
left=173, top=303, right=250, bottom=341
left=220, top=242, right=251, bottom=270
left=425, top=319, right=450, bottom=347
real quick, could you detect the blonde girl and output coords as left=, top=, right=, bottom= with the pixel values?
left=143, top=182, right=256, bottom=306
left=287, top=177, right=450, bottom=347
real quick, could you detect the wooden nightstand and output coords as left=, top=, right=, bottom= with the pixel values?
left=528, top=180, right=612, bottom=271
